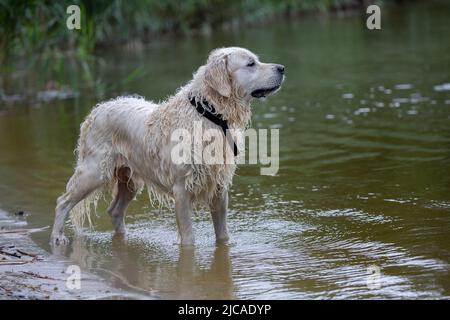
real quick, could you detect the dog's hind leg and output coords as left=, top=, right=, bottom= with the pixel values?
left=107, top=167, right=137, bottom=234
left=51, top=165, right=104, bottom=245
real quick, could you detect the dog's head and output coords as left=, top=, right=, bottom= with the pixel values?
left=202, top=47, right=285, bottom=99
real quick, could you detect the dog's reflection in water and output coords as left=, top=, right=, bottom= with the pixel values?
left=68, top=235, right=236, bottom=299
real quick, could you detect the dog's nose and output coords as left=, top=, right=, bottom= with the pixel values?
left=276, top=64, right=285, bottom=75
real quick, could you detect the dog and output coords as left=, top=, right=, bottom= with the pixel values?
left=50, top=47, right=285, bottom=246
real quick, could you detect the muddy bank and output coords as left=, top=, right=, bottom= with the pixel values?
left=0, top=209, right=146, bottom=300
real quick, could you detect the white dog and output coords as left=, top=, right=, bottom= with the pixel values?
left=50, top=47, right=285, bottom=246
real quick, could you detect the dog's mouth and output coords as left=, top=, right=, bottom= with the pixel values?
left=251, top=85, right=281, bottom=98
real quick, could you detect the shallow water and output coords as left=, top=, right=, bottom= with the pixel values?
left=0, top=2, right=450, bottom=299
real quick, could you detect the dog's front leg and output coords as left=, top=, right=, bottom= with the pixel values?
left=210, top=190, right=229, bottom=242
left=173, top=182, right=194, bottom=245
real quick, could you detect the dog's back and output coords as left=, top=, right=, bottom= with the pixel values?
left=76, top=96, right=158, bottom=164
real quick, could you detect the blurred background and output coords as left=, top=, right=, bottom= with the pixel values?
left=2, top=0, right=397, bottom=100
left=0, top=0, right=449, bottom=299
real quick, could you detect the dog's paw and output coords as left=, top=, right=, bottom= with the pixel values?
left=176, top=233, right=194, bottom=246
left=50, top=233, right=69, bottom=246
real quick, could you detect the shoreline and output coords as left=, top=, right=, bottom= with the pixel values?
left=0, top=209, right=145, bottom=300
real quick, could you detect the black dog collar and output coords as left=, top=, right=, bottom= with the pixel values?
left=189, top=95, right=238, bottom=157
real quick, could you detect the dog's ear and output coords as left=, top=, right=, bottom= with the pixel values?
left=204, top=56, right=231, bottom=97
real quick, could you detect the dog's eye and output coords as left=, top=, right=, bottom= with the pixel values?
left=247, top=61, right=255, bottom=67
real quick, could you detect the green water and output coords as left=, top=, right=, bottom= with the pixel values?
left=0, top=2, right=449, bottom=299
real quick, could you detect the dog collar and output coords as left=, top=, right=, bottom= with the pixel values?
left=189, top=95, right=238, bottom=157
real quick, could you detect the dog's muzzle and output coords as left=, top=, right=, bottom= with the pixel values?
left=251, top=66, right=285, bottom=98
left=251, top=85, right=282, bottom=98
